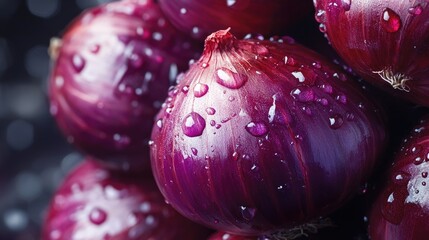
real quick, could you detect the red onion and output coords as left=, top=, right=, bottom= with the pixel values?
left=313, top=0, right=429, bottom=106
left=48, top=0, right=201, bottom=171
left=42, top=159, right=211, bottom=240
left=150, top=29, right=387, bottom=235
left=369, top=116, right=429, bottom=240
left=157, top=0, right=313, bottom=40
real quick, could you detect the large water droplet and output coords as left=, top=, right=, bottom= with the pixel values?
left=215, top=67, right=248, bottom=89
left=182, top=112, right=206, bottom=137
left=381, top=8, right=402, bottom=33
left=72, top=54, right=85, bottom=73
left=245, top=122, right=268, bottom=137
left=89, top=207, right=107, bottom=225
left=329, top=114, right=344, bottom=129
left=194, top=83, right=209, bottom=97
left=240, top=206, right=256, bottom=221
left=291, top=87, right=315, bottom=103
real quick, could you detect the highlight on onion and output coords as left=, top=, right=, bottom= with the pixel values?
left=42, top=159, right=211, bottom=240
left=313, top=0, right=429, bottom=106
left=369, top=116, right=429, bottom=240
left=48, top=0, right=201, bottom=171
left=150, top=29, right=388, bottom=236
left=157, top=0, right=313, bottom=40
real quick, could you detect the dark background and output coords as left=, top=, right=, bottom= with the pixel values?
left=0, top=0, right=115, bottom=238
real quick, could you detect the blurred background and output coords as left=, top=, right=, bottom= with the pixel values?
left=0, top=0, right=116, bottom=238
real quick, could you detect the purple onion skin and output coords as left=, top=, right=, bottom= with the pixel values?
left=158, top=0, right=313, bottom=40
left=42, top=159, right=211, bottom=240
left=150, top=30, right=387, bottom=235
left=48, top=0, right=201, bottom=171
left=314, top=0, right=429, bottom=106
left=369, top=117, right=429, bottom=240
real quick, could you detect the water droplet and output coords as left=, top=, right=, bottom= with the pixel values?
left=193, top=83, right=209, bottom=97
left=312, top=61, right=322, bottom=69
left=319, top=23, right=327, bottom=33
left=191, top=147, right=198, bottom=156
left=341, top=0, right=351, bottom=11
left=317, top=98, right=329, bottom=106
left=215, top=67, right=248, bottom=89
left=422, top=172, right=428, bottom=178
left=329, top=114, right=344, bottom=129
left=232, top=152, right=239, bottom=160
left=320, top=83, right=333, bottom=94
left=414, top=157, right=423, bottom=165
left=55, top=75, right=64, bottom=88
left=381, top=8, right=402, bottom=33
left=182, top=85, right=189, bottom=93
left=90, top=44, right=100, bottom=54
left=240, top=206, right=256, bottom=221
left=89, top=207, right=107, bottom=225
left=336, top=93, right=347, bottom=104
left=291, top=71, right=305, bottom=82
left=206, top=107, right=216, bottom=115
left=291, top=87, right=315, bottom=103
left=245, top=122, right=269, bottom=137
left=201, top=62, right=209, bottom=68
left=182, top=112, right=206, bottom=137
left=226, top=0, right=236, bottom=7
left=113, top=134, right=131, bottom=148
left=129, top=53, right=143, bottom=68
left=228, top=96, right=235, bottom=102
left=72, top=54, right=85, bottom=72
left=408, top=4, right=423, bottom=15
left=210, top=120, right=216, bottom=126
left=315, top=9, right=326, bottom=23
left=180, top=8, right=187, bottom=14
left=156, top=119, right=163, bottom=128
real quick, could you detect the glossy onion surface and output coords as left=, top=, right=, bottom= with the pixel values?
left=49, top=0, right=201, bottom=171
left=42, top=159, right=210, bottom=240
left=158, top=0, right=312, bottom=40
left=150, top=29, right=387, bottom=235
left=369, top=117, right=429, bottom=240
left=314, top=0, right=429, bottom=106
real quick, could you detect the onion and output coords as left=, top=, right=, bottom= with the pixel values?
left=369, top=116, right=429, bottom=240
left=157, top=0, right=313, bottom=40
left=42, top=159, right=211, bottom=240
left=313, top=0, right=429, bottom=106
left=150, top=29, right=387, bottom=235
left=48, top=0, right=201, bottom=171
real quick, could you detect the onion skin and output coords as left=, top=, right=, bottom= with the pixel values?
left=150, top=29, right=387, bottom=235
left=48, top=0, right=201, bottom=171
left=314, top=0, right=429, bottom=106
left=42, top=159, right=211, bottom=240
left=369, top=117, right=429, bottom=240
left=157, top=0, right=313, bottom=40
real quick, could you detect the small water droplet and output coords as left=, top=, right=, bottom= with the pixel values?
left=232, top=151, right=239, bottom=160
left=409, top=4, right=423, bottom=15
left=182, top=112, right=206, bottom=137
left=336, top=93, right=347, bottom=104
left=291, top=87, right=315, bottom=103
left=113, top=134, right=131, bottom=148
left=194, top=83, right=209, bottom=97
left=226, top=0, right=236, bottom=7
left=320, top=84, right=333, bottom=94
left=182, top=85, right=189, bottom=93
left=414, top=157, right=423, bottom=165
left=206, top=107, right=216, bottom=115
left=89, top=207, right=107, bottom=225
left=90, top=44, right=100, bottom=54
left=210, top=120, right=216, bottom=126
left=201, top=62, right=209, bottom=68
left=291, top=71, right=305, bottom=82
left=329, top=114, right=344, bottom=129
left=315, top=9, right=326, bottom=23
left=381, top=8, right=402, bottom=33
left=240, top=206, right=256, bottom=221
left=215, top=67, right=248, bottom=89
left=245, top=122, right=269, bottom=137
left=319, top=23, right=327, bottom=33
left=180, top=8, right=187, bottom=14
left=72, top=54, right=85, bottom=73
left=129, top=53, right=143, bottom=68
left=422, top=172, right=428, bottom=178
left=228, top=96, right=235, bottom=102
left=191, top=147, right=198, bottom=156
left=312, top=61, right=322, bottom=69
left=156, top=119, right=163, bottom=129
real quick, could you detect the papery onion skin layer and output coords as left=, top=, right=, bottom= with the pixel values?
left=42, top=159, right=211, bottom=240
left=314, top=0, right=429, bottom=106
left=369, top=116, right=429, bottom=240
left=158, top=0, right=313, bottom=40
left=48, top=0, right=201, bottom=171
left=150, top=29, right=387, bottom=235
